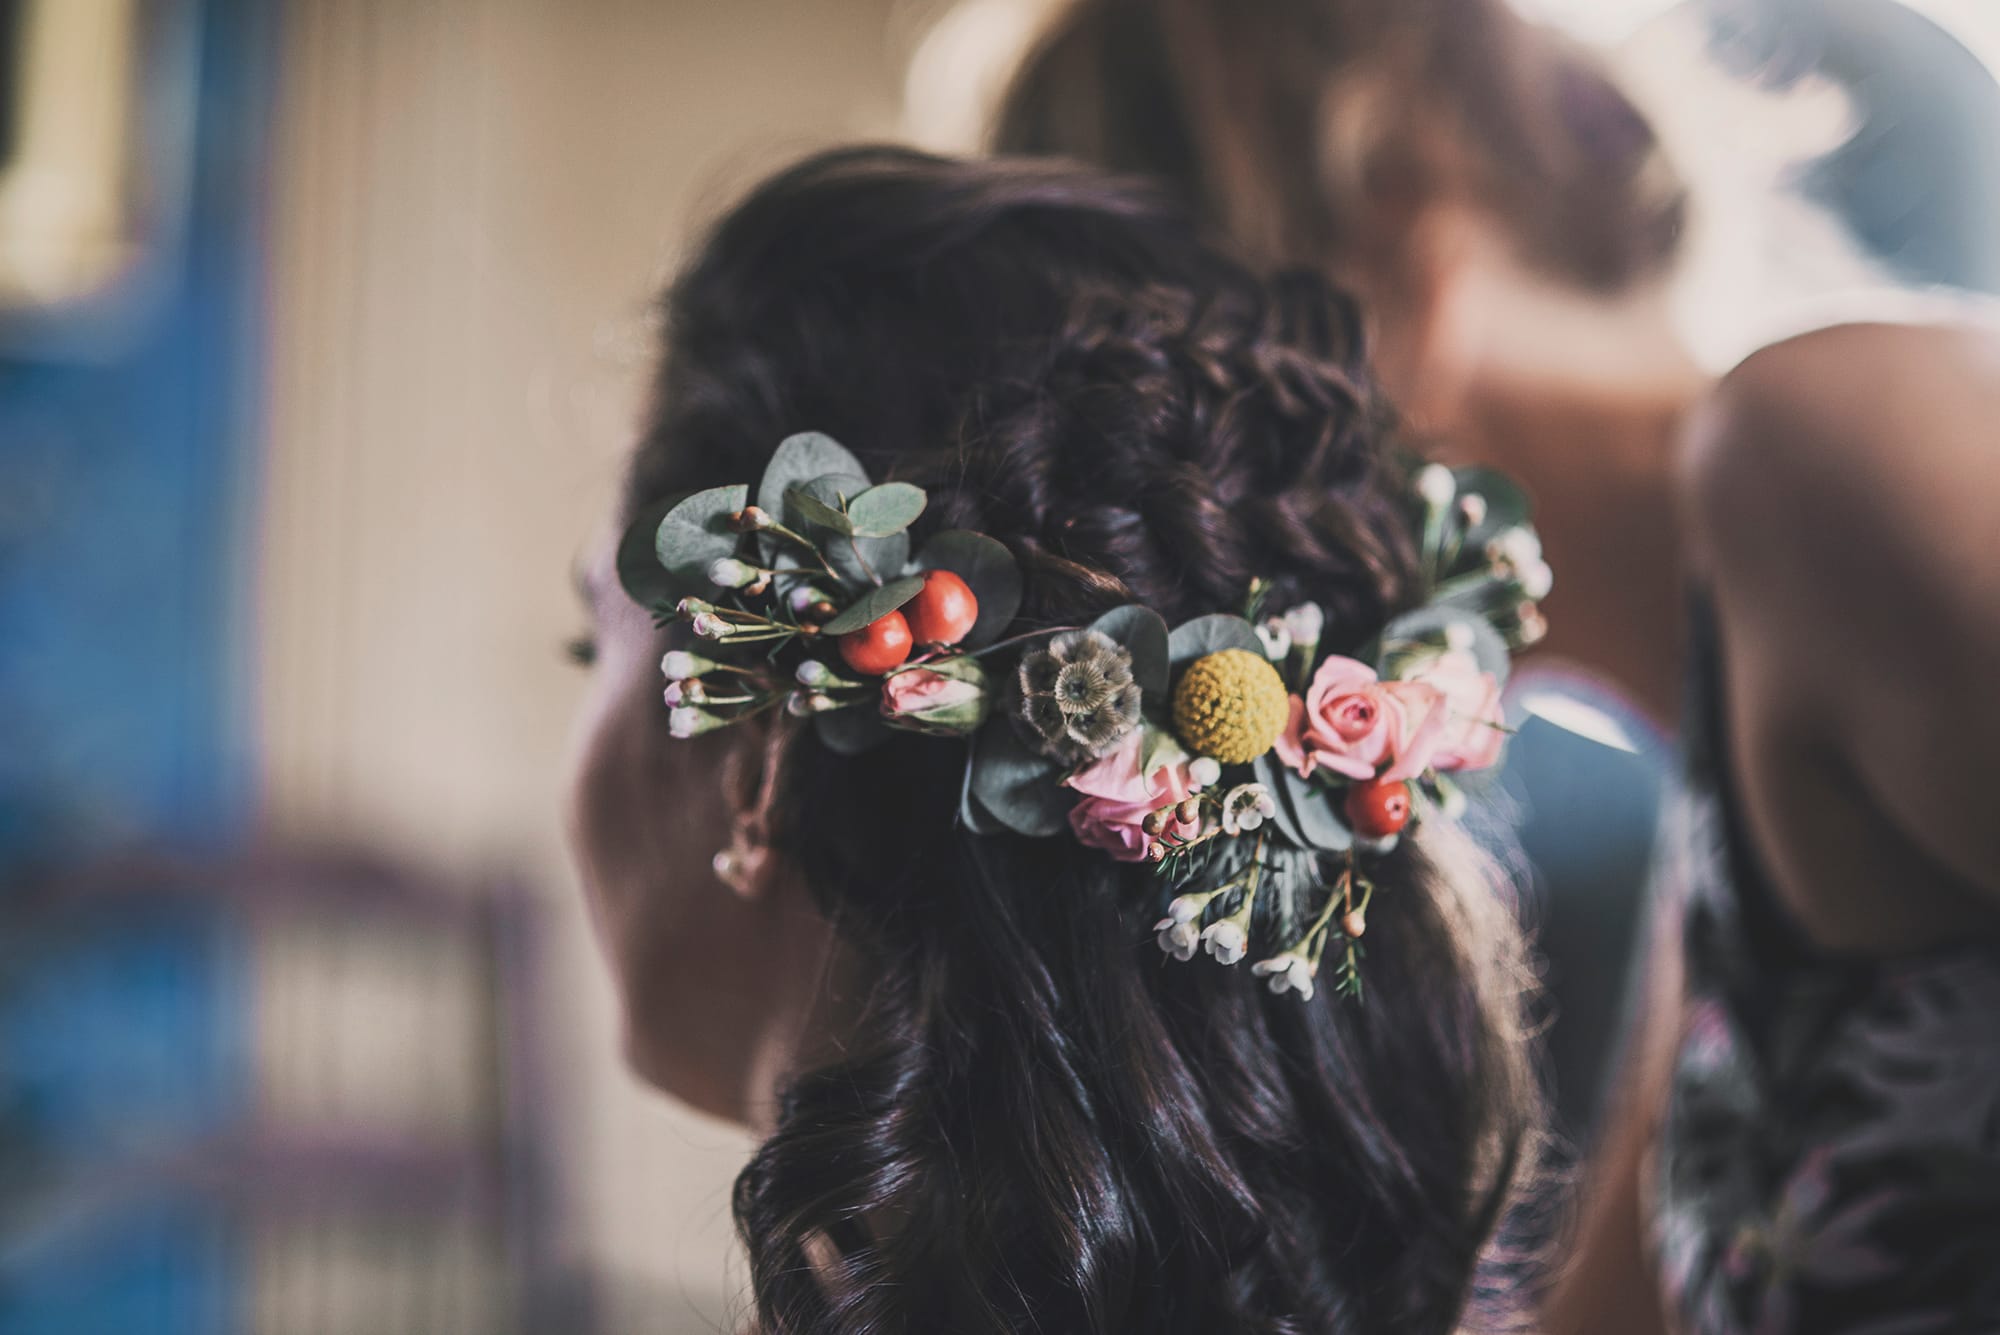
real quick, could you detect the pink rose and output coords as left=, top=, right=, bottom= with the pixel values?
left=880, top=663, right=988, bottom=735
left=1064, top=730, right=1199, bottom=862
left=1274, top=656, right=1418, bottom=781
left=1399, top=649, right=1504, bottom=772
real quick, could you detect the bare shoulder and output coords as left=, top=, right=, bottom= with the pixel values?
left=1677, top=322, right=2000, bottom=940
left=1682, top=321, right=2000, bottom=580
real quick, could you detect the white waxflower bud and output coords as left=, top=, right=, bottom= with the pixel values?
left=1444, top=622, right=1475, bottom=653
left=1519, top=559, right=1554, bottom=600
left=1416, top=463, right=1456, bottom=508
left=1280, top=602, right=1324, bottom=646
left=1165, top=894, right=1206, bottom=925
left=1188, top=756, right=1222, bottom=789
left=690, top=613, right=725, bottom=639
left=794, top=659, right=841, bottom=688
left=1457, top=493, right=1488, bottom=527
left=708, top=556, right=759, bottom=589
left=660, top=650, right=710, bottom=681
left=668, top=706, right=708, bottom=738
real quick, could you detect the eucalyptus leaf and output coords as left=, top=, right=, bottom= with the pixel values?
left=1253, top=753, right=1309, bottom=848
left=1276, top=763, right=1354, bottom=852
left=814, top=705, right=892, bottom=756
left=846, top=482, right=927, bottom=538
left=756, top=432, right=870, bottom=566
left=1167, top=613, right=1263, bottom=671
left=820, top=575, right=926, bottom=636
left=615, top=493, right=683, bottom=611
left=1090, top=605, right=1171, bottom=699
left=786, top=484, right=856, bottom=535
left=757, top=432, right=870, bottom=518
left=958, top=736, right=1007, bottom=834
left=786, top=473, right=908, bottom=591
left=914, top=530, right=1021, bottom=648
left=1378, top=604, right=1511, bottom=689
left=655, top=484, right=748, bottom=589
left=969, top=716, right=1072, bottom=837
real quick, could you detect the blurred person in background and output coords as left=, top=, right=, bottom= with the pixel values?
left=564, top=145, right=1547, bottom=1334
left=993, top=0, right=2000, bottom=1331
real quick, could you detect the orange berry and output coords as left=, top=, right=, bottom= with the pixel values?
left=902, top=570, right=980, bottom=646
left=837, top=610, right=913, bottom=675
left=1344, top=777, right=1412, bottom=840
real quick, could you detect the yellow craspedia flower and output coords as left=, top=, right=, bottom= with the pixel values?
left=1172, top=648, right=1289, bottom=764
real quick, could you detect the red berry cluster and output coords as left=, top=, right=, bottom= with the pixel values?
left=836, top=570, right=979, bottom=674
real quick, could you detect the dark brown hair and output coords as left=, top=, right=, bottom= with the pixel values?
left=628, top=145, right=1539, bottom=1334
left=993, top=0, right=1687, bottom=296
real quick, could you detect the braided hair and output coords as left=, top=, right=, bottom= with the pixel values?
left=626, top=146, right=1540, bottom=1335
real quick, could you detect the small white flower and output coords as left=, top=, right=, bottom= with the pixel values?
left=668, top=707, right=705, bottom=738
left=660, top=650, right=705, bottom=680
left=1252, top=954, right=1318, bottom=1000
left=1457, top=493, right=1487, bottom=527
left=1519, top=559, right=1554, bottom=600
left=1280, top=602, right=1324, bottom=646
left=1188, top=756, right=1223, bottom=789
left=1200, top=919, right=1248, bottom=966
left=1416, top=463, right=1456, bottom=509
left=708, top=556, right=758, bottom=589
left=1255, top=618, right=1293, bottom=662
left=1220, top=783, right=1277, bottom=836
left=1153, top=918, right=1200, bottom=961
left=1444, top=622, right=1475, bottom=653
left=1164, top=893, right=1208, bottom=925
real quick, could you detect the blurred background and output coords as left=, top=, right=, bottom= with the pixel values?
left=3, top=1, right=1998, bottom=1332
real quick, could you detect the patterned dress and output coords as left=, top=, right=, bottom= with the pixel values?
left=1651, top=604, right=2000, bottom=1334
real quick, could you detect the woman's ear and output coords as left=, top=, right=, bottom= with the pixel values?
left=714, top=714, right=801, bottom=901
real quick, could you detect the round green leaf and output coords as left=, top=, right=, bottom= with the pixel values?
left=1167, top=613, right=1263, bottom=670
left=846, top=482, right=927, bottom=538
left=1275, top=763, right=1353, bottom=852
left=958, top=736, right=1007, bottom=834
left=656, top=484, right=748, bottom=588
left=914, top=530, right=1022, bottom=648
left=814, top=705, right=892, bottom=756
left=820, top=574, right=927, bottom=636
left=786, top=484, right=856, bottom=536
left=969, top=716, right=1071, bottom=837
left=757, top=433, right=870, bottom=519
left=615, top=493, right=683, bottom=611
left=1089, top=605, right=1171, bottom=699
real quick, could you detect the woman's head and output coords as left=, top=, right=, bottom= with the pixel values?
left=993, top=0, right=1689, bottom=407
left=567, top=145, right=1537, bottom=1333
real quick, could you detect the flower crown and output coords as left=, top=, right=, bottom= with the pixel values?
left=619, top=432, right=1550, bottom=1002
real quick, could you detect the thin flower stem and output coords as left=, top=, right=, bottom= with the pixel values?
left=963, top=625, right=1084, bottom=659
left=762, top=522, right=843, bottom=583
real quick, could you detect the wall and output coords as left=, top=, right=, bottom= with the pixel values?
left=257, top=3, right=920, bottom=1326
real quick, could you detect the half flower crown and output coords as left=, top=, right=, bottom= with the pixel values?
left=619, top=432, right=1550, bottom=1003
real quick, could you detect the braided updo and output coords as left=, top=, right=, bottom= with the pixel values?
left=627, top=146, right=1539, bottom=1335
